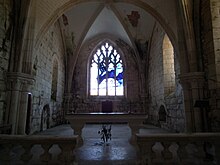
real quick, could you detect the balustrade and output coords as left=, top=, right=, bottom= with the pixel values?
left=0, top=135, right=78, bottom=164
left=136, top=133, right=220, bottom=165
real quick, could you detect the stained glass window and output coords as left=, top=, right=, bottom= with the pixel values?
left=90, top=42, right=124, bottom=96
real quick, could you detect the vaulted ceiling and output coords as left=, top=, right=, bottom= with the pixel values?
left=59, top=2, right=156, bottom=54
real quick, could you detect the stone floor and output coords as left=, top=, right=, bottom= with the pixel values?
left=36, top=123, right=169, bottom=165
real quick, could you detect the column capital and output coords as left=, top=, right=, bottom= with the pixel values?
left=6, top=72, right=35, bottom=91
left=179, top=72, right=204, bottom=81
left=179, top=72, right=205, bottom=88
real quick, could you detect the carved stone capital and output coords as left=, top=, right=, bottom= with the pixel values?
left=179, top=72, right=205, bottom=89
left=6, top=72, right=35, bottom=92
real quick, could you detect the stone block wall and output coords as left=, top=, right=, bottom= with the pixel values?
left=148, top=24, right=165, bottom=122
left=148, top=23, right=184, bottom=132
left=0, top=1, right=12, bottom=124
left=210, top=0, right=220, bottom=78
left=164, top=84, right=185, bottom=132
left=163, top=35, right=175, bottom=96
left=207, top=0, right=220, bottom=131
left=31, top=22, right=65, bottom=133
left=200, top=0, right=220, bottom=131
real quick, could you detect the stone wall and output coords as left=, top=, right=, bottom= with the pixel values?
left=163, top=35, right=175, bottom=96
left=201, top=0, right=220, bottom=131
left=0, top=1, right=12, bottom=124
left=210, top=0, right=220, bottom=131
left=148, top=23, right=184, bottom=132
left=30, top=22, right=65, bottom=133
left=210, top=0, right=220, bottom=83
left=148, top=24, right=165, bottom=123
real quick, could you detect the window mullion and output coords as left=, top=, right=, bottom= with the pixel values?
left=106, top=55, right=108, bottom=96
left=97, top=57, right=100, bottom=96
left=114, top=55, right=116, bottom=96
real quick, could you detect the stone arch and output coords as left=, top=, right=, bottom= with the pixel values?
left=83, top=34, right=137, bottom=99
left=76, top=35, right=129, bottom=98
left=34, top=0, right=178, bottom=55
left=69, top=34, right=140, bottom=113
left=87, top=37, right=127, bottom=70
left=32, top=1, right=184, bottom=97
left=88, top=38, right=126, bottom=97
left=30, top=0, right=201, bottom=131
left=32, top=1, right=184, bottom=93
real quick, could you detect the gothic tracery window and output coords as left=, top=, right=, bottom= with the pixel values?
left=90, top=42, right=124, bottom=96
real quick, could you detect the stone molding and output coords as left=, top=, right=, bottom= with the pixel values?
left=179, top=72, right=205, bottom=81
left=6, top=72, right=35, bottom=91
left=179, top=72, right=205, bottom=88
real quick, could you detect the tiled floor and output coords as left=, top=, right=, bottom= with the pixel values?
left=36, top=123, right=169, bottom=165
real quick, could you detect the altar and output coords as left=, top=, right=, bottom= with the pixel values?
left=65, top=112, right=148, bottom=146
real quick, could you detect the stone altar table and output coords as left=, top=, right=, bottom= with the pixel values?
left=65, top=112, right=148, bottom=147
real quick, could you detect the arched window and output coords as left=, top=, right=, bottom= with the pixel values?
left=90, top=42, right=124, bottom=96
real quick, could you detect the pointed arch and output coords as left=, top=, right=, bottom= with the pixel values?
left=88, top=39, right=125, bottom=96
left=34, top=0, right=177, bottom=53
left=33, top=0, right=180, bottom=95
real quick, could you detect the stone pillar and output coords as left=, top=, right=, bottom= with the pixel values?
left=7, top=80, right=22, bottom=134
left=210, top=0, right=220, bottom=87
left=180, top=72, right=205, bottom=132
left=17, top=84, right=30, bottom=134
left=181, top=82, right=194, bottom=132
left=6, top=72, right=35, bottom=134
left=191, top=78, right=205, bottom=132
left=64, top=93, right=73, bottom=114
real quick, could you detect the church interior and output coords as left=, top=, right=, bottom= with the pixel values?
left=0, top=0, right=220, bottom=164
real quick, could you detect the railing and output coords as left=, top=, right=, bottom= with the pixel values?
left=0, top=134, right=78, bottom=164
left=136, top=133, right=220, bottom=165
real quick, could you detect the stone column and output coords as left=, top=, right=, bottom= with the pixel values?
left=6, top=79, right=22, bottom=134
left=181, top=81, right=194, bottom=132
left=17, top=81, right=33, bottom=134
left=17, top=90, right=29, bottom=134
left=180, top=72, right=205, bottom=132
left=6, top=72, right=35, bottom=134
left=64, top=93, right=72, bottom=114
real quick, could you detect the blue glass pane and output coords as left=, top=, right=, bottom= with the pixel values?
left=99, top=63, right=106, bottom=75
left=116, top=72, right=123, bottom=85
